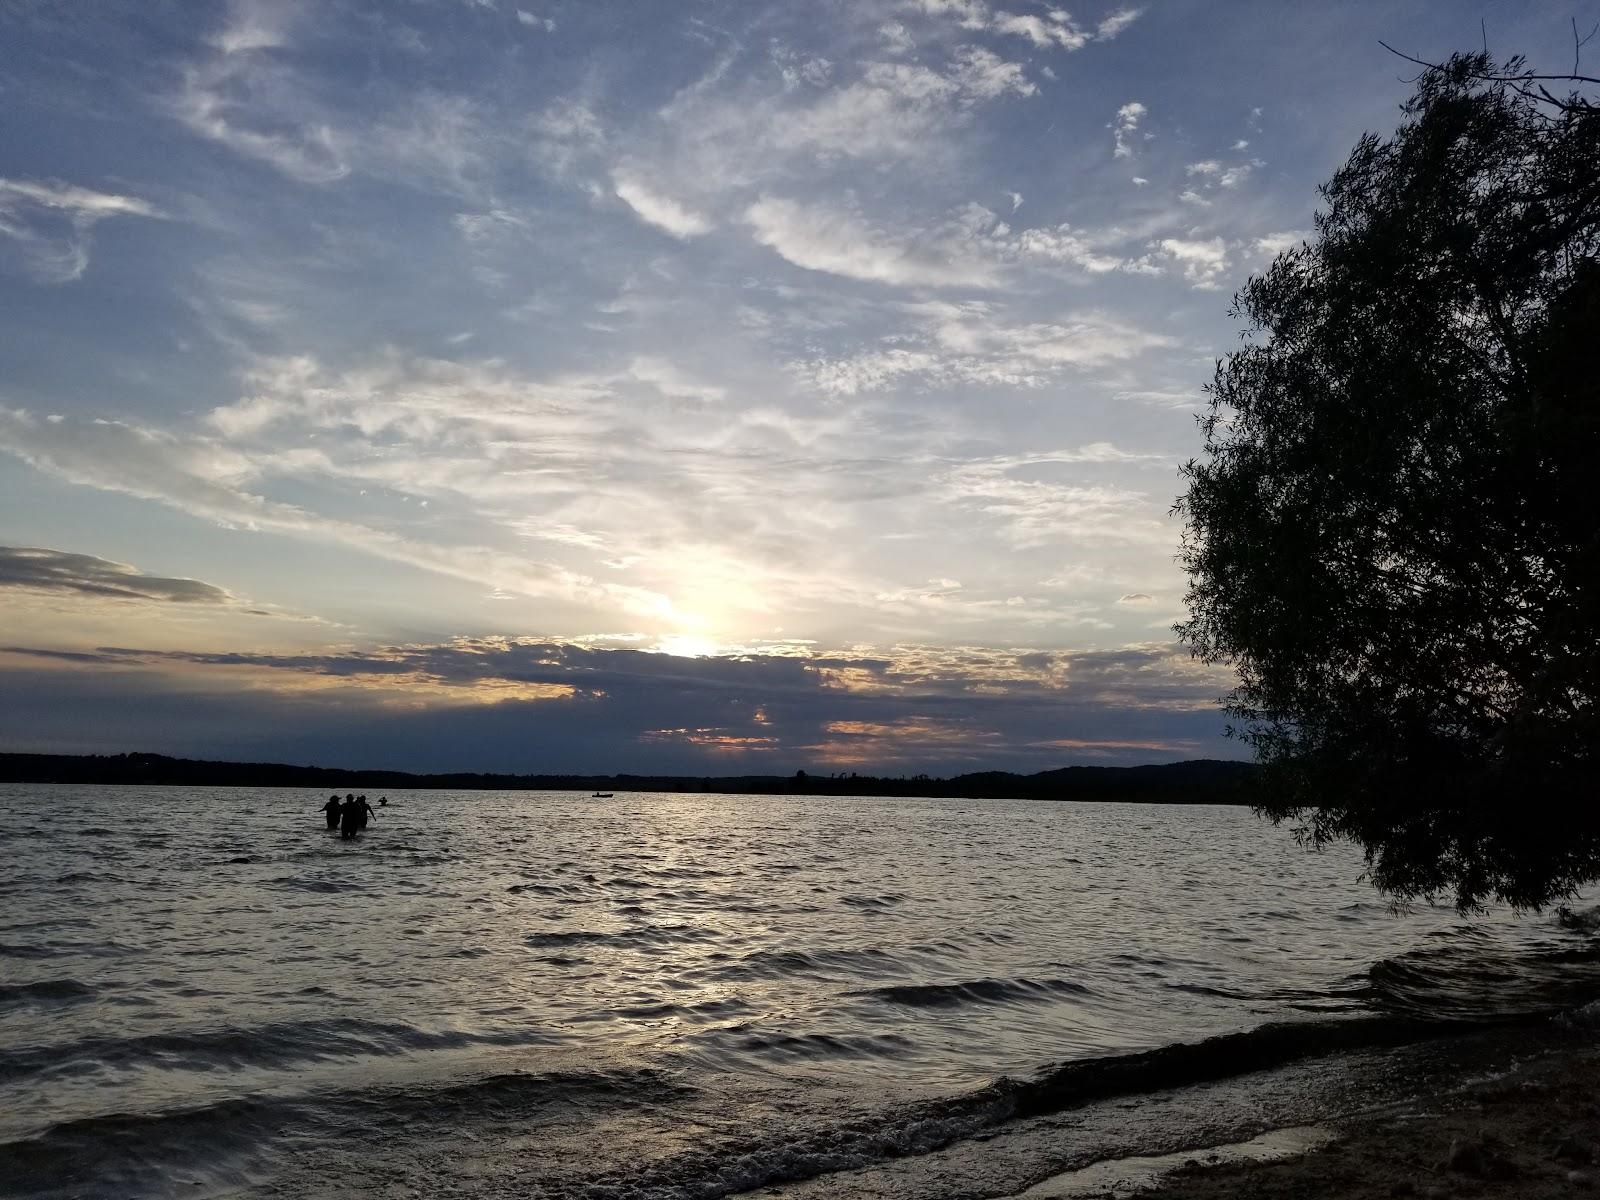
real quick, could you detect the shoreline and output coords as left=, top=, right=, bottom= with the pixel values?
left=0, top=750, right=1258, bottom=805
left=1025, top=1040, right=1600, bottom=1199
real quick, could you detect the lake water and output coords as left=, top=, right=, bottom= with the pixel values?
left=2, top=785, right=1597, bottom=1199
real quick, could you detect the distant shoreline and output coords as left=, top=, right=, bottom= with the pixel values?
left=0, top=750, right=1257, bottom=805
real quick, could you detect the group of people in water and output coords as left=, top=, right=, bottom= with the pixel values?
left=321, top=793, right=387, bottom=839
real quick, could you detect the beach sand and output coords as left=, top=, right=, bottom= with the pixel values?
left=1027, top=1045, right=1600, bottom=1200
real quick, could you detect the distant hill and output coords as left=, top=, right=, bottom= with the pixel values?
left=0, top=751, right=1257, bottom=804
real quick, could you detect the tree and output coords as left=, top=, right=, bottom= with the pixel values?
left=1175, top=53, right=1599, bottom=911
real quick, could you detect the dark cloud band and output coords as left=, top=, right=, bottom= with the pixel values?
left=0, top=546, right=233, bottom=605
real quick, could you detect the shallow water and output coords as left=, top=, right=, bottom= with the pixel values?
left=1, top=785, right=1595, bottom=1198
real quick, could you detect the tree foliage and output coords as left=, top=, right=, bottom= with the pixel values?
left=1176, top=54, right=1600, bottom=910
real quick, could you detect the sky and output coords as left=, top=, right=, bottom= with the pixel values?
left=0, top=0, right=1583, bottom=774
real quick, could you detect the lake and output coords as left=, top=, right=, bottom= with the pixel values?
left=2, top=785, right=1595, bottom=1198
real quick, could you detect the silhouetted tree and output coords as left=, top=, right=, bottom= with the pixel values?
left=1176, top=53, right=1599, bottom=910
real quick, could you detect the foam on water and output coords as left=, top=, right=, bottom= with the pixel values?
left=1, top=784, right=1595, bottom=1198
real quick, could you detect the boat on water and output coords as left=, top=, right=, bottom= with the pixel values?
left=592, top=791, right=613, bottom=798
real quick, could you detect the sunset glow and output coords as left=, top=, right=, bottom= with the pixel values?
left=1, top=1, right=1574, bottom=772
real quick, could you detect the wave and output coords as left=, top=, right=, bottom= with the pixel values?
left=1365, top=939, right=1600, bottom=1021
left=611, top=996, right=753, bottom=1022
left=0, top=943, right=57, bottom=960
left=0, top=1064, right=687, bottom=1199
left=0, top=1004, right=1573, bottom=1198
left=524, top=923, right=717, bottom=950
left=1163, top=980, right=1369, bottom=1010
left=705, top=945, right=907, bottom=981
left=579, top=1014, right=1494, bottom=1200
left=848, top=976, right=1093, bottom=1010
left=1001, top=1013, right=1460, bottom=1120
left=268, top=875, right=368, bottom=893
left=0, top=1017, right=560, bottom=1084
left=0, top=979, right=97, bottom=1009
left=717, top=1029, right=916, bottom=1062
left=0, top=939, right=138, bottom=960
left=506, top=881, right=586, bottom=895
left=0, top=1095, right=285, bottom=1199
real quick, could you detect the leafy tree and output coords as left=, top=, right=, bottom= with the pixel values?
left=1175, top=53, right=1599, bottom=911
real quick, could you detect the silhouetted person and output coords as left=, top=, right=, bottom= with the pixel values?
left=356, top=796, right=375, bottom=830
left=378, top=796, right=388, bottom=807
left=321, top=795, right=342, bottom=830
left=339, top=797, right=360, bottom=840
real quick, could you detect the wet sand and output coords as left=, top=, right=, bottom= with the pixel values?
left=1034, top=1045, right=1600, bottom=1200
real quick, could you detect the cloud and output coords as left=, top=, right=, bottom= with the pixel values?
left=211, top=2, right=291, bottom=54
left=1114, top=387, right=1202, bottom=409
left=175, top=14, right=351, bottom=184
left=1156, top=236, right=1229, bottom=288
left=1253, top=230, right=1307, bottom=256
left=1110, top=101, right=1146, bottom=158
left=1180, top=155, right=1261, bottom=202
left=771, top=45, right=833, bottom=89
left=989, top=12, right=1088, bottom=50
left=1014, top=223, right=1126, bottom=272
left=0, top=547, right=233, bottom=605
left=878, top=21, right=915, bottom=54
left=947, top=45, right=1035, bottom=97
left=1116, top=592, right=1154, bottom=605
left=938, top=456, right=1172, bottom=548
left=746, top=199, right=1195, bottom=297
left=800, top=302, right=1178, bottom=394
left=176, top=9, right=504, bottom=196
left=762, top=50, right=1035, bottom=163
left=746, top=196, right=999, bottom=288
left=147, top=350, right=969, bottom=639
left=0, top=407, right=672, bottom=620
left=515, top=10, right=555, bottom=32
left=908, top=2, right=1140, bottom=51
left=613, top=171, right=713, bottom=238
left=0, top=634, right=1234, bottom=772
left=1095, top=8, right=1144, bottom=38
left=0, top=178, right=162, bottom=282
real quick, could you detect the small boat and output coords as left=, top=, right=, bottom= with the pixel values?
left=592, top=791, right=613, bottom=798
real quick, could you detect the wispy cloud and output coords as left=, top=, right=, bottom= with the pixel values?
left=0, top=407, right=672, bottom=620
left=176, top=11, right=351, bottom=184
left=747, top=196, right=1000, bottom=288
left=613, top=170, right=714, bottom=238
left=0, top=178, right=161, bottom=282
left=800, top=302, right=1178, bottom=394
left=0, top=546, right=234, bottom=605
left=907, top=1, right=1142, bottom=51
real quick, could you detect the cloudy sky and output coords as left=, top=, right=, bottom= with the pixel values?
left=0, top=0, right=1578, bottom=774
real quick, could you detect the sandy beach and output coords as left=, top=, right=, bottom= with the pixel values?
left=1028, top=1042, right=1600, bottom=1200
